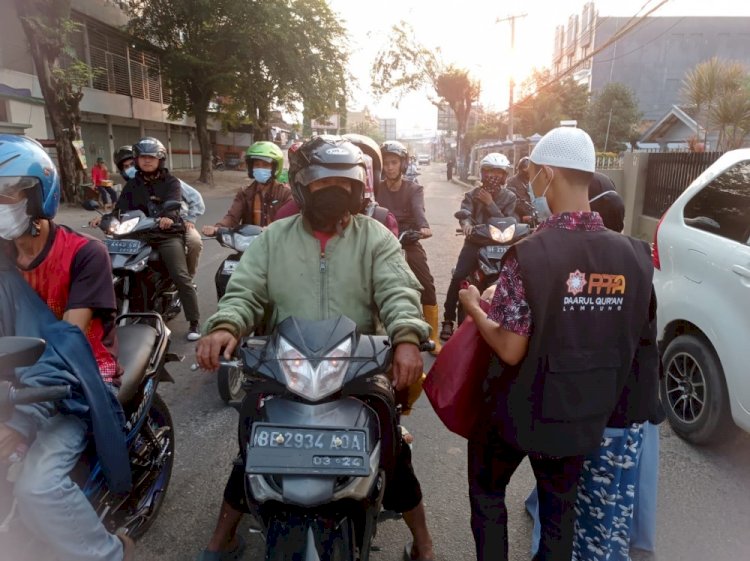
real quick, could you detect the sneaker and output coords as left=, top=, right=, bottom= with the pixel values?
left=439, top=321, right=454, bottom=341
left=187, top=321, right=201, bottom=342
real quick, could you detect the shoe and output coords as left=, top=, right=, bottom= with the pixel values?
left=403, top=541, right=433, bottom=561
left=196, top=535, right=246, bottom=561
left=116, top=530, right=135, bottom=561
left=439, top=321, right=454, bottom=342
left=187, top=321, right=201, bottom=342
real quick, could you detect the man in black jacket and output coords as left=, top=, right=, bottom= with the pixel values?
left=92, top=137, right=200, bottom=341
left=459, top=128, right=658, bottom=561
left=440, top=153, right=517, bottom=341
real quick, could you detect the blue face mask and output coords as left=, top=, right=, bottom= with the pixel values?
left=253, top=168, right=273, bottom=184
left=529, top=167, right=553, bottom=221
left=123, top=166, right=137, bottom=180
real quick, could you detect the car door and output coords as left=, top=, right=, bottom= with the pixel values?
left=683, top=159, right=750, bottom=415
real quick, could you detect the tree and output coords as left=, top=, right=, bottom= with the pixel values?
left=514, top=68, right=589, bottom=137
left=14, top=0, right=93, bottom=203
left=464, top=112, right=508, bottom=151
left=682, top=58, right=750, bottom=150
left=126, top=0, right=250, bottom=185
left=435, top=67, right=481, bottom=176
left=585, top=83, right=641, bottom=153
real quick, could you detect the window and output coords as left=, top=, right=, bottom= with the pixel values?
left=683, top=160, right=750, bottom=244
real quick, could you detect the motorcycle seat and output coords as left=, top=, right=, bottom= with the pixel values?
left=116, top=324, right=158, bottom=406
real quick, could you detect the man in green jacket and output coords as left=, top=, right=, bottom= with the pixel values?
left=196, top=136, right=435, bottom=561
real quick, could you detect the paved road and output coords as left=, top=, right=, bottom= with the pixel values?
left=61, top=167, right=750, bottom=560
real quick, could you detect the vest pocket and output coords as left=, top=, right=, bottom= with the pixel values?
left=540, top=349, right=621, bottom=422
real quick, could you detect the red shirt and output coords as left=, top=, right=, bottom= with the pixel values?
left=92, top=165, right=108, bottom=186
left=18, top=224, right=121, bottom=384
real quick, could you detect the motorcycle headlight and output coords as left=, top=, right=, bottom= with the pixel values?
left=278, top=337, right=352, bottom=401
left=489, top=223, right=516, bottom=243
left=232, top=233, right=257, bottom=252
left=114, top=217, right=139, bottom=235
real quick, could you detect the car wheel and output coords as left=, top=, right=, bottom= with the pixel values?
left=661, top=334, right=735, bottom=445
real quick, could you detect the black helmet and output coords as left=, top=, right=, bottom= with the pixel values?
left=288, top=135, right=366, bottom=213
left=133, top=137, right=167, bottom=160
left=113, top=145, right=134, bottom=171
left=380, top=140, right=408, bottom=175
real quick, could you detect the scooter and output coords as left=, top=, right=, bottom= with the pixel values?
left=209, top=225, right=264, bottom=403
left=0, top=313, right=177, bottom=552
left=454, top=209, right=531, bottom=323
left=228, top=315, right=432, bottom=561
left=85, top=201, right=184, bottom=323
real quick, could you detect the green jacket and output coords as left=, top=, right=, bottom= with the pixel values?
left=203, top=214, right=430, bottom=346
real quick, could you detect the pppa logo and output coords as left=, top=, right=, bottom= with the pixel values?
left=325, top=148, right=348, bottom=155
left=566, top=270, right=626, bottom=296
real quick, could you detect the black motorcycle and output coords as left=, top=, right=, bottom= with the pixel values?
left=86, top=201, right=184, bottom=323
left=209, top=225, right=264, bottom=403
left=228, top=316, right=432, bottom=561
left=0, top=313, right=177, bottom=551
left=454, top=209, right=531, bottom=323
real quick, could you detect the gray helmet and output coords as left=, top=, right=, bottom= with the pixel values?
left=288, top=135, right=366, bottom=214
left=380, top=140, right=408, bottom=175
left=132, top=137, right=167, bottom=170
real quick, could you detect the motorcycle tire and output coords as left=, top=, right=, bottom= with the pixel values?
left=115, top=393, right=175, bottom=540
left=217, top=361, right=244, bottom=404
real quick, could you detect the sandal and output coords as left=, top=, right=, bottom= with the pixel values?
left=439, top=321, right=454, bottom=341
left=196, top=535, right=246, bottom=561
left=403, top=541, right=434, bottom=561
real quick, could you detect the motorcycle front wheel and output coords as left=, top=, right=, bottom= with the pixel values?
left=217, top=361, right=244, bottom=403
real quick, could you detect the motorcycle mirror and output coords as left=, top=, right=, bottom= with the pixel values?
left=161, top=200, right=182, bottom=213
left=454, top=210, right=471, bottom=221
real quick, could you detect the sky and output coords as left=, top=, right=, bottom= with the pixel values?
left=325, top=0, right=750, bottom=134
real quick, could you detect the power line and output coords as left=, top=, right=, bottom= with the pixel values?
left=511, top=0, right=672, bottom=115
left=595, top=17, right=685, bottom=64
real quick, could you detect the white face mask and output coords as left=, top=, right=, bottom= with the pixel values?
left=0, top=199, right=30, bottom=240
left=529, top=167, right=554, bottom=220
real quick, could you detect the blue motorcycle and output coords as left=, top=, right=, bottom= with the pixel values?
left=0, top=312, right=177, bottom=553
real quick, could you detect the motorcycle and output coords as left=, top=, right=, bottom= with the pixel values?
left=0, top=312, right=177, bottom=550
left=209, top=224, right=264, bottom=403
left=454, top=209, right=531, bottom=323
left=227, top=315, right=432, bottom=561
left=85, top=201, right=184, bottom=323
left=398, top=228, right=423, bottom=259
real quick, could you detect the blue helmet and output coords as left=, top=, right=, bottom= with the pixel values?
left=0, top=134, right=60, bottom=219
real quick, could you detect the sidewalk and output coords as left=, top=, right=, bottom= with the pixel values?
left=450, top=176, right=478, bottom=191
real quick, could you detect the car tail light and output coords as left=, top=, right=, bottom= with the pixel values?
left=652, top=214, right=666, bottom=270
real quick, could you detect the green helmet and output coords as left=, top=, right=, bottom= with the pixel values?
left=245, top=141, right=284, bottom=180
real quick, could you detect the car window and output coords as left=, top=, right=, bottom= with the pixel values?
left=683, top=160, right=750, bottom=244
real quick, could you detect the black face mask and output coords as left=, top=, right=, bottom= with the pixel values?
left=304, top=186, right=352, bottom=232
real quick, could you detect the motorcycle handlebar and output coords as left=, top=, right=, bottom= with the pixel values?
left=10, top=384, right=71, bottom=405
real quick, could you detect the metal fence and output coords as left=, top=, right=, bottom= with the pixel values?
left=643, top=152, right=723, bottom=218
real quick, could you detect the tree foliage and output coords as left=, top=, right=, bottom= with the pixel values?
left=514, top=69, right=589, bottom=137
left=435, top=67, right=480, bottom=168
left=682, top=57, right=750, bottom=150
left=126, top=0, right=348, bottom=184
left=464, top=111, right=508, bottom=151
left=14, top=0, right=95, bottom=203
left=584, top=82, right=641, bottom=152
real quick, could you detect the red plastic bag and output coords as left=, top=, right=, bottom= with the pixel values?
left=424, top=299, right=492, bottom=438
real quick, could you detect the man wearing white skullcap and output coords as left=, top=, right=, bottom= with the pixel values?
left=459, top=127, right=661, bottom=561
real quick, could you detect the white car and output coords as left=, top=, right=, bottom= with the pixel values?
left=653, top=148, right=750, bottom=444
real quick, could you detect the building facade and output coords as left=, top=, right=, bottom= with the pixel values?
left=552, top=3, right=750, bottom=123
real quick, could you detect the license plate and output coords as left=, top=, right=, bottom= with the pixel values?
left=484, top=245, right=509, bottom=258
left=222, top=260, right=239, bottom=274
left=105, top=239, right=142, bottom=255
left=246, top=423, right=370, bottom=476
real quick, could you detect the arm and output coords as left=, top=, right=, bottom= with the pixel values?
left=65, top=239, right=117, bottom=332
left=408, top=183, right=430, bottom=229
left=215, top=188, right=247, bottom=229
left=371, top=232, right=430, bottom=346
left=459, top=191, right=476, bottom=227
left=202, top=229, right=271, bottom=337
left=180, top=180, right=205, bottom=224
left=460, top=252, right=531, bottom=365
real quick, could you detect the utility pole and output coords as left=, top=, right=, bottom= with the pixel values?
left=497, top=13, right=527, bottom=164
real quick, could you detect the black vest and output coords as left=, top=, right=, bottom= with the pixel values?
left=487, top=227, right=654, bottom=457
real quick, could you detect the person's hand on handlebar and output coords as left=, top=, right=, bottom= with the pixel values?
left=158, top=217, right=174, bottom=230
left=420, top=227, right=432, bottom=239
left=196, top=329, right=238, bottom=371
left=391, top=342, right=423, bottom=390
left=462, top=223, right=474, bottom=236
left=201, top=225, right=218, bottom=236
left=88, top=216, right=102, bottom=228
left=0, top=423, right=25, bottom=461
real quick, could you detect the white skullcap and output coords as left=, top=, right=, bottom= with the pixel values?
left=530, top=127, right=596, bottom=173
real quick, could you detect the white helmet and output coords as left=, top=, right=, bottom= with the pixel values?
left=480, top=153, right=512, bottom=173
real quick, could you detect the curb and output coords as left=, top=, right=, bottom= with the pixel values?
left=451, top=177, right=476, bottom=191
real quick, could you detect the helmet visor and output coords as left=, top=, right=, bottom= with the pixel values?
left=0, top=177, right=38, bottom=203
